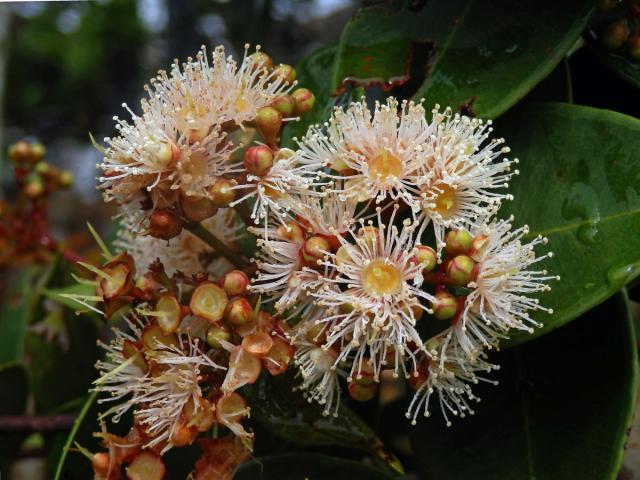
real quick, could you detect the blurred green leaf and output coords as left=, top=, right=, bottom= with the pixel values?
left=0, top=363, right=29, bottom=470
left=43, top=283, right=96, bottom=312
left=0, top=262, right=57, bottom=363
left=244, top=373, right=403, bottom=475
left=498, top=103, right=640, bottom=345
left=235, top=453, right=397, bottom=479
left=333, top=0, right=593, bottom=118
left=410, top=292, right=637, bottom=480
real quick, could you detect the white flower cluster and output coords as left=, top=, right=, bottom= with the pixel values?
left=250, top=98, right=558, bottom=421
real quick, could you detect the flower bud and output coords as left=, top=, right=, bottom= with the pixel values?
left=190, top=282, right=228, bottom=323
left=335, top=245, right=352, bottom=267
left=9, top=140, right=32, bottom=164
left=602, top=19, right=629, bottom=50
left=209, top=178, right=237, bottom=207
left=221, top=270, right=250, bottom=296
left=262, top=336, right=294, bottom=375
left=256, top=107, right=282, bottom=145
left=126, top=451, right=166, bottom=480
left=206, top=323, right=231, bottom=349
left=445, top=230, right=473, bottom=256
left=271, top=94, right=295, bottom=116
left=35, top=161, right=50, bottom=175
left=273, top=63, right=296, bottom=84
left=180, top=193, right=217, bottom=222
left=470, top=234, right=489, bottom=257
left=291, top=88, right=315, bottom=115
left=413, top=245, right=437, bottom=272
left=24, top=174, right=45, bottom=198
left=249, top=50, right=273, bottom=69
left=225, top=297, right=254, bottom=326
left=243, top=145, right=274, bottom=177
left=348, top=380, right=378, bottom=402
left=276, top=221, right=305, bottom=244
left=156, top=293, right=182, bottom=333
left=302, top=236, right=330, bottom=267
left=431, top=291, right=458, bottom=320
left=92, top=452, right=110, bottom=476
left=149, top=208, right=183, bottom=240
left=354, top=360, right=375, bottom=386
left=30, top=142, right=47, bottom=162
left=242, top=331, right=274, bottom=357
left=59, top=170, right=74, bottom=188
left=446, top=255, right=475, bottom=286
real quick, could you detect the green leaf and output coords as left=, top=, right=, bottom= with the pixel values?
left=53, top=391, right=99, bottom=480
left=410, top=291, right=637, bottom=480
left=333, top=0, right=594, bottom=118
left=498, top=103, right=640, bottom=345
left=43, top=283, right=98, bottom=312
left=0, top=363, right=29, bottom=469
left=0, top=262, right=57, bottom=363
left=281, top=44, right=339, bottom=148
left=244, top=373, right=403, bottom=475
left=235, top=453, right=397, bottom=479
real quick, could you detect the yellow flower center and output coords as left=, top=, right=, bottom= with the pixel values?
left=368, top=149, right=402, bottom=181
left=431, top=184, right=457, bottom=219
left=361, top=260, right=402, bottom=296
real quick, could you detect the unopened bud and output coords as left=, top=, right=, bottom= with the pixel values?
left=431, top=291, right=458, bottom=320
left=302, top=236, right=330, bottom=267
left=156, top=293, right=182, bottom=333
left=602, top=19, right=629, bottom=50
left=30, top=142, right=46, bottom=162
left=35, top=162, right=50, bottom=175
left=335, top=245, right=352, bottom=267
left=92, top=452, right=110, bottom=476
left=446, top=255, right=475, bottom=286
left=243, top=145, right=274, bottom=177
left=59, top=170, right=74, bottom=188
left=221, top=270, right=250, bottom=296
left=225, top=297, right=254, bottom=326
left=276, top=221, right=305, bottom=244
left=206, top=324, right=231, bottom=349
left=8, top=140, right=32, bottom=164
left=149, top=208, right=183, bottom=240
left=445, top=230, right=473, bottom=256
left=291, top=88, right=315, bottom=115
left=180, top=193, right=217, bottom=222
left=209, top=178, right=237, bottom=207
left=273, top=63, right=296, bottom=84
left=271, top=94, right=295, bottom=116
left=348, top=380, right=378, bottom=402
left=24, top=175, right=45, bottom=198
left=413, top=245, right=437, bottom=272
left=249, top=50, right=273, bottom=69
left=151, top=141, right=177, bottom=168
left=256, top=107, right=282, bottom=145
left=126, top=451, right=166, bottom=480
left=190, top=282, right=228, bottom=322
left=470, top=234, right=489, bottom=257
left=355, top=361, right=375, bottom=386
left=242, top=331, right=274, bottom=357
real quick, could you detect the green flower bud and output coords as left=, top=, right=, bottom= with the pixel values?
left=446, top=255, right=475, bottom=286
left=291, top=88, right=315, bottom=115
left=445, top=229, right=473, bottom=256
left=243, top=145, right=274, bottom=176
left=431, top=291, right=458, bottom=320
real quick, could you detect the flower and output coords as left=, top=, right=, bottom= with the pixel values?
left=94, top=316, right=223, bottom=454
left=293, top=339, right=344, bottom=417
left=295, top=98, right=432, bottom=207
left=406, top=337, right=499, bottom=426
left=449, top=217, right=558, bottom=357
left=415, top=106, right=517, bottom=254
left=309, top=207, right=434, bottom=381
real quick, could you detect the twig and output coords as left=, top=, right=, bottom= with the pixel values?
left=0, top=414, right=75, bottom=432
left=185, top=222, right=249, bottom=269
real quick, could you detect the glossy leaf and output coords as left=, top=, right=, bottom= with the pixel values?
left=333, top=0, right=593, bottom=118
left=235, top=453, right=396, bottom=480
left=244, top=373, right=403, bottom=475
left=410, top=292, right=637, bottom=480
left=498, top=103, right=640, bottom=345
